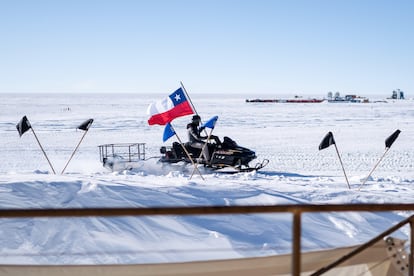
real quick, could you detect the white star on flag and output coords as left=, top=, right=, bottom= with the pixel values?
left=174, top=93, right=181, bottom=102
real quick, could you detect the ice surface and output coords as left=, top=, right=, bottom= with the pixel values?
left=0, top=93, right=413, bottom=264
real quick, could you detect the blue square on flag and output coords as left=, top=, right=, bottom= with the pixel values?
left=169, top=88, right=187, bottom=106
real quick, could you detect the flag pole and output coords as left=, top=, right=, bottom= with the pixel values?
left=170, top=124, right=204, bottom=180
left=180, top=81, right=209, bottom=136
left=61, top=130, right=89, bottom=174
left=180, top=81, right=198, bottom=115
left=61, top=119, right=93, bottom=174
left=359, top=130, right=400, bottom=191
left=30, top=128, right=56, bottom=174
left=333, top=143, right=350, bottom=189
left=189, top=127, right=214, bottom=180
left=318, top=131, right=350, bottom=189
left=358, top=148, right=389, bottom=191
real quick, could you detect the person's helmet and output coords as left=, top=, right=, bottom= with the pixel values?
left=192, top=115, right=201, bottom=123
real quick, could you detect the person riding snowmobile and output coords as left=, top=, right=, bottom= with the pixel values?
left=187, top=115, right=221, bottom=163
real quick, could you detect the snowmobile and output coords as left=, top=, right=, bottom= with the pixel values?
left=159, top=136, right=268, bottom=173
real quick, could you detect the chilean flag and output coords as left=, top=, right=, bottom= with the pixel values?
left=147, top=88, right=194, bottom=125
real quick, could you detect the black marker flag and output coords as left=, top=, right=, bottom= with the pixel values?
left=78, top=118, right=94, bottom=131
left=61, top=119, right=94, bottom=174
left=319, top=131, right=335, bottom=151
left=16, top=116, right=32, bottom=137
left=16, top=116, right=56, bottom=174
left=319, top=131, right=350, bottom=189
left=385, top=129, right=401, bottom=149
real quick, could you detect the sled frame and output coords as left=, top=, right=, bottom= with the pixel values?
left=98, top=143, right=146, bottom=164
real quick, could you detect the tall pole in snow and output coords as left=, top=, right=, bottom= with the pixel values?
left=318, top=131, right=350, bottom=189
left=30, top=128, right=56, bottom=174
left=60, top=131, right=88, bottom=174
left=359, top=149, right=389, bottom=191
left=61, top=119, right=93, bottom=174
left=358, top=130, right=401, bottom=191
left=333, top=143, right=350, bottom=189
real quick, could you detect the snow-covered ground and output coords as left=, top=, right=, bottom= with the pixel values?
left=0, top=93, right=413, bottom=265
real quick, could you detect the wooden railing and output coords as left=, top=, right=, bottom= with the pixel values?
left=1, top=203, right=414, bottom=275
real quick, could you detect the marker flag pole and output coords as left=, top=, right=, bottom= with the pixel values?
left=359, top=129, right=401, bottom=191
left=61, top=119, right=93, bottom=174
left=359, top=149, right=389, bottom=191
left=333, top=143, right=350, bottom=189
left=16, top=116, right=56, bottom=174
left=318, top=131, right=350, bottom=189
left=31, top=128, right=56, bottom=174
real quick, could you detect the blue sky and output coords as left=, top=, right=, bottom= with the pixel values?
left=0, top=0, right=412, bottom=96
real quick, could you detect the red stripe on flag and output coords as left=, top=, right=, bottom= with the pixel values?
left=148, top=101, right=194, bottom=125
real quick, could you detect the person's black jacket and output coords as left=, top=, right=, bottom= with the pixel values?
left=187, top=123, right=207, bottom=143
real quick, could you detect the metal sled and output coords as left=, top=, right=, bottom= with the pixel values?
left=98, top=143, right=146, bottom=171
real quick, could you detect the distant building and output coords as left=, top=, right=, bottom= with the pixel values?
left=327, top=92, right=369, bottom=103
left=391, top=89, right=405, bottom=99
